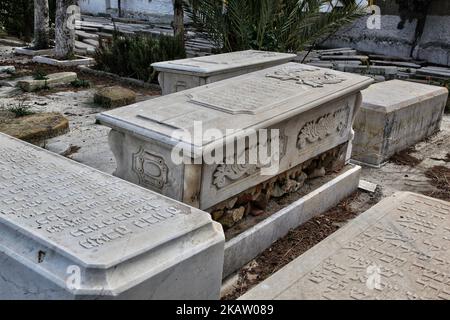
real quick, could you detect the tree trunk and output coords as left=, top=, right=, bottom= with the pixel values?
left=173, top=0, right=185, bottom=44
left=54, top=0, right=78, bottom=59
left=118, top=0, right=122, bottom=17
left=34, top=0, right=50, bottom=49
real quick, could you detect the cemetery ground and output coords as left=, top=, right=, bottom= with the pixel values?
left=0, top=45, right=159, bottom=174
left=1, top=44, right=450, bottom=299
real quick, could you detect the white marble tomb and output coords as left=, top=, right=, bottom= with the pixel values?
left=97, top=63, right=373, bottom=210
left=241, top=192, right=450, bottom=300
left=152, top=50, right=297, bottom=95
left=0, top=133, right=224, bottom=300
left=352, top=80, right=448, bottom=166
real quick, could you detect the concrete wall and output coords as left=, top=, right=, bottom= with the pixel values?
left=79, top=0, right=173, bottom=23
left=324, top=0, right=450, bottom=66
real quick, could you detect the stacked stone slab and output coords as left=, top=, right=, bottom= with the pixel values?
left=151, top=50, right=297, bottom=95
left=97, top=63, right=373, bottom=210
left=0, top=133, right=224, bottom=300
left=352, top=80, right=448, bottom=166
left=241, top=192, right=450, bottom=300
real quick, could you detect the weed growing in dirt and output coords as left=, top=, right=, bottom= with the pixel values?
left=4, top=99, right=35, bottom=117
left=71, top=79, right=91, bottom=88
left=33, top=69, right=48, bottom=80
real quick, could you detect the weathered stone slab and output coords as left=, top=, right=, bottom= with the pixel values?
left=94, top=86, right=137, bottom=108
left=97, top=63, right=373, bottom=210
left=417, top=67, right=450, bottom=78
left=0, top=133, right=224, bottom=300
left=241, top=192, right=450, bottom=300
left=320, top=55, right=369, bottom=62
left=152, top=50, right=297, bottom=95
left=33, top=55, right=95, bottom=67
left=0, top=112, right=69, bottom=144
left=335, top=65, right=398, bottom=78
left=14, top=46, right=54, bottom=56
left=18, top=72, right=78, bottom=92
left=371, top=60, right=421, bottom=69
left=352, top=80, right=448, bottom=166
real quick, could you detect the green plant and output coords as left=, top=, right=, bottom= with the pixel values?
left=184, top=0, right=366, bottom=53
left=0, top=0, right=56, bottom=41
left=33, top=69, right=49, bottom=80
left=94, top=32, right=186, bottom=82
left=5, top=99, right=35, bottom=117
left=71, top=79, right=91, bottom=88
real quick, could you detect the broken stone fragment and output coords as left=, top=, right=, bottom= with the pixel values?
left=225, top=197, right=238, bottom=209
left=211, top=210, right=224, bottom=221
left=296, top=172, right=308, bottom=185
left=271, top=183, right=285, bottom=198
left=250, top=208, right=265, bottom=217
left=253, top=193, right=269, bottom=210
left=94, top=86, right=137, bottom=108
left=18, top=72, right=77, bottom=92
left=309, top=167, right=326, bottom=179
left=283, top=179, right=303, bottom=193
left=219, top=206, right=245, bottom=228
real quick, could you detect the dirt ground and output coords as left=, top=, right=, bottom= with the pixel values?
left=1, top=44, right=449, bottom=299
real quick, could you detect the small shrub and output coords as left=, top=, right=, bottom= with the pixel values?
left=5, top=99, right=35, bottom=117
left=33, top=69, right=48, bottom=80
left=94, top=32, right=186, bottom=83
left=71, top=79, right=91, bottom=88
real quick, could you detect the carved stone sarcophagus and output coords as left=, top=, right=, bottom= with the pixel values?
left=97, top=63, right=373, bottom=210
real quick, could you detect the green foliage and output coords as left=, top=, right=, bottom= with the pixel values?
left=71, top=79, right=91, bottom=88
left=33, top=69, right=49, bottom=81
left=94, top=32, right=186, bottom=82
left=0, top=0, right=56, bottom=41
left=185, top=0, right=366, bottom=53
left=4, top=99, right=35, bottom=117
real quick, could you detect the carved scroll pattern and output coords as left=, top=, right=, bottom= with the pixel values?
left=266, top=67, right=346, bottom=88
left=213, top=131, right=287, bottom=189
left=297, top=106, right=351, bottom=149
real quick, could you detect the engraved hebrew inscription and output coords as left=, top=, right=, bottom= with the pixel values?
left=292, top=194, right=450, bottom=300
left=0, top=136, right=190, bottom=255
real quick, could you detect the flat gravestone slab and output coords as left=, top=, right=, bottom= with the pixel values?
left=0, top=112, right=69, bottom=144
left=18, top=72, right=77, bottom=92
left=352, top=80, right=448, bottom=166
left=152, top=50, right=297, bottom=95
left=0, top=133, right=224, bottom=299
left=241, top=192, right=450, bottom=300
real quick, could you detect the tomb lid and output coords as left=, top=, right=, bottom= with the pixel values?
left=0, top=133, right=220, bottom=273
left=241, top=192, right=450, bottom=300
left=97, top=63, right=373, bottom=156
left=362, top=79, right=449, bottom=112
left=151, top=50, right=297, bottom=76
